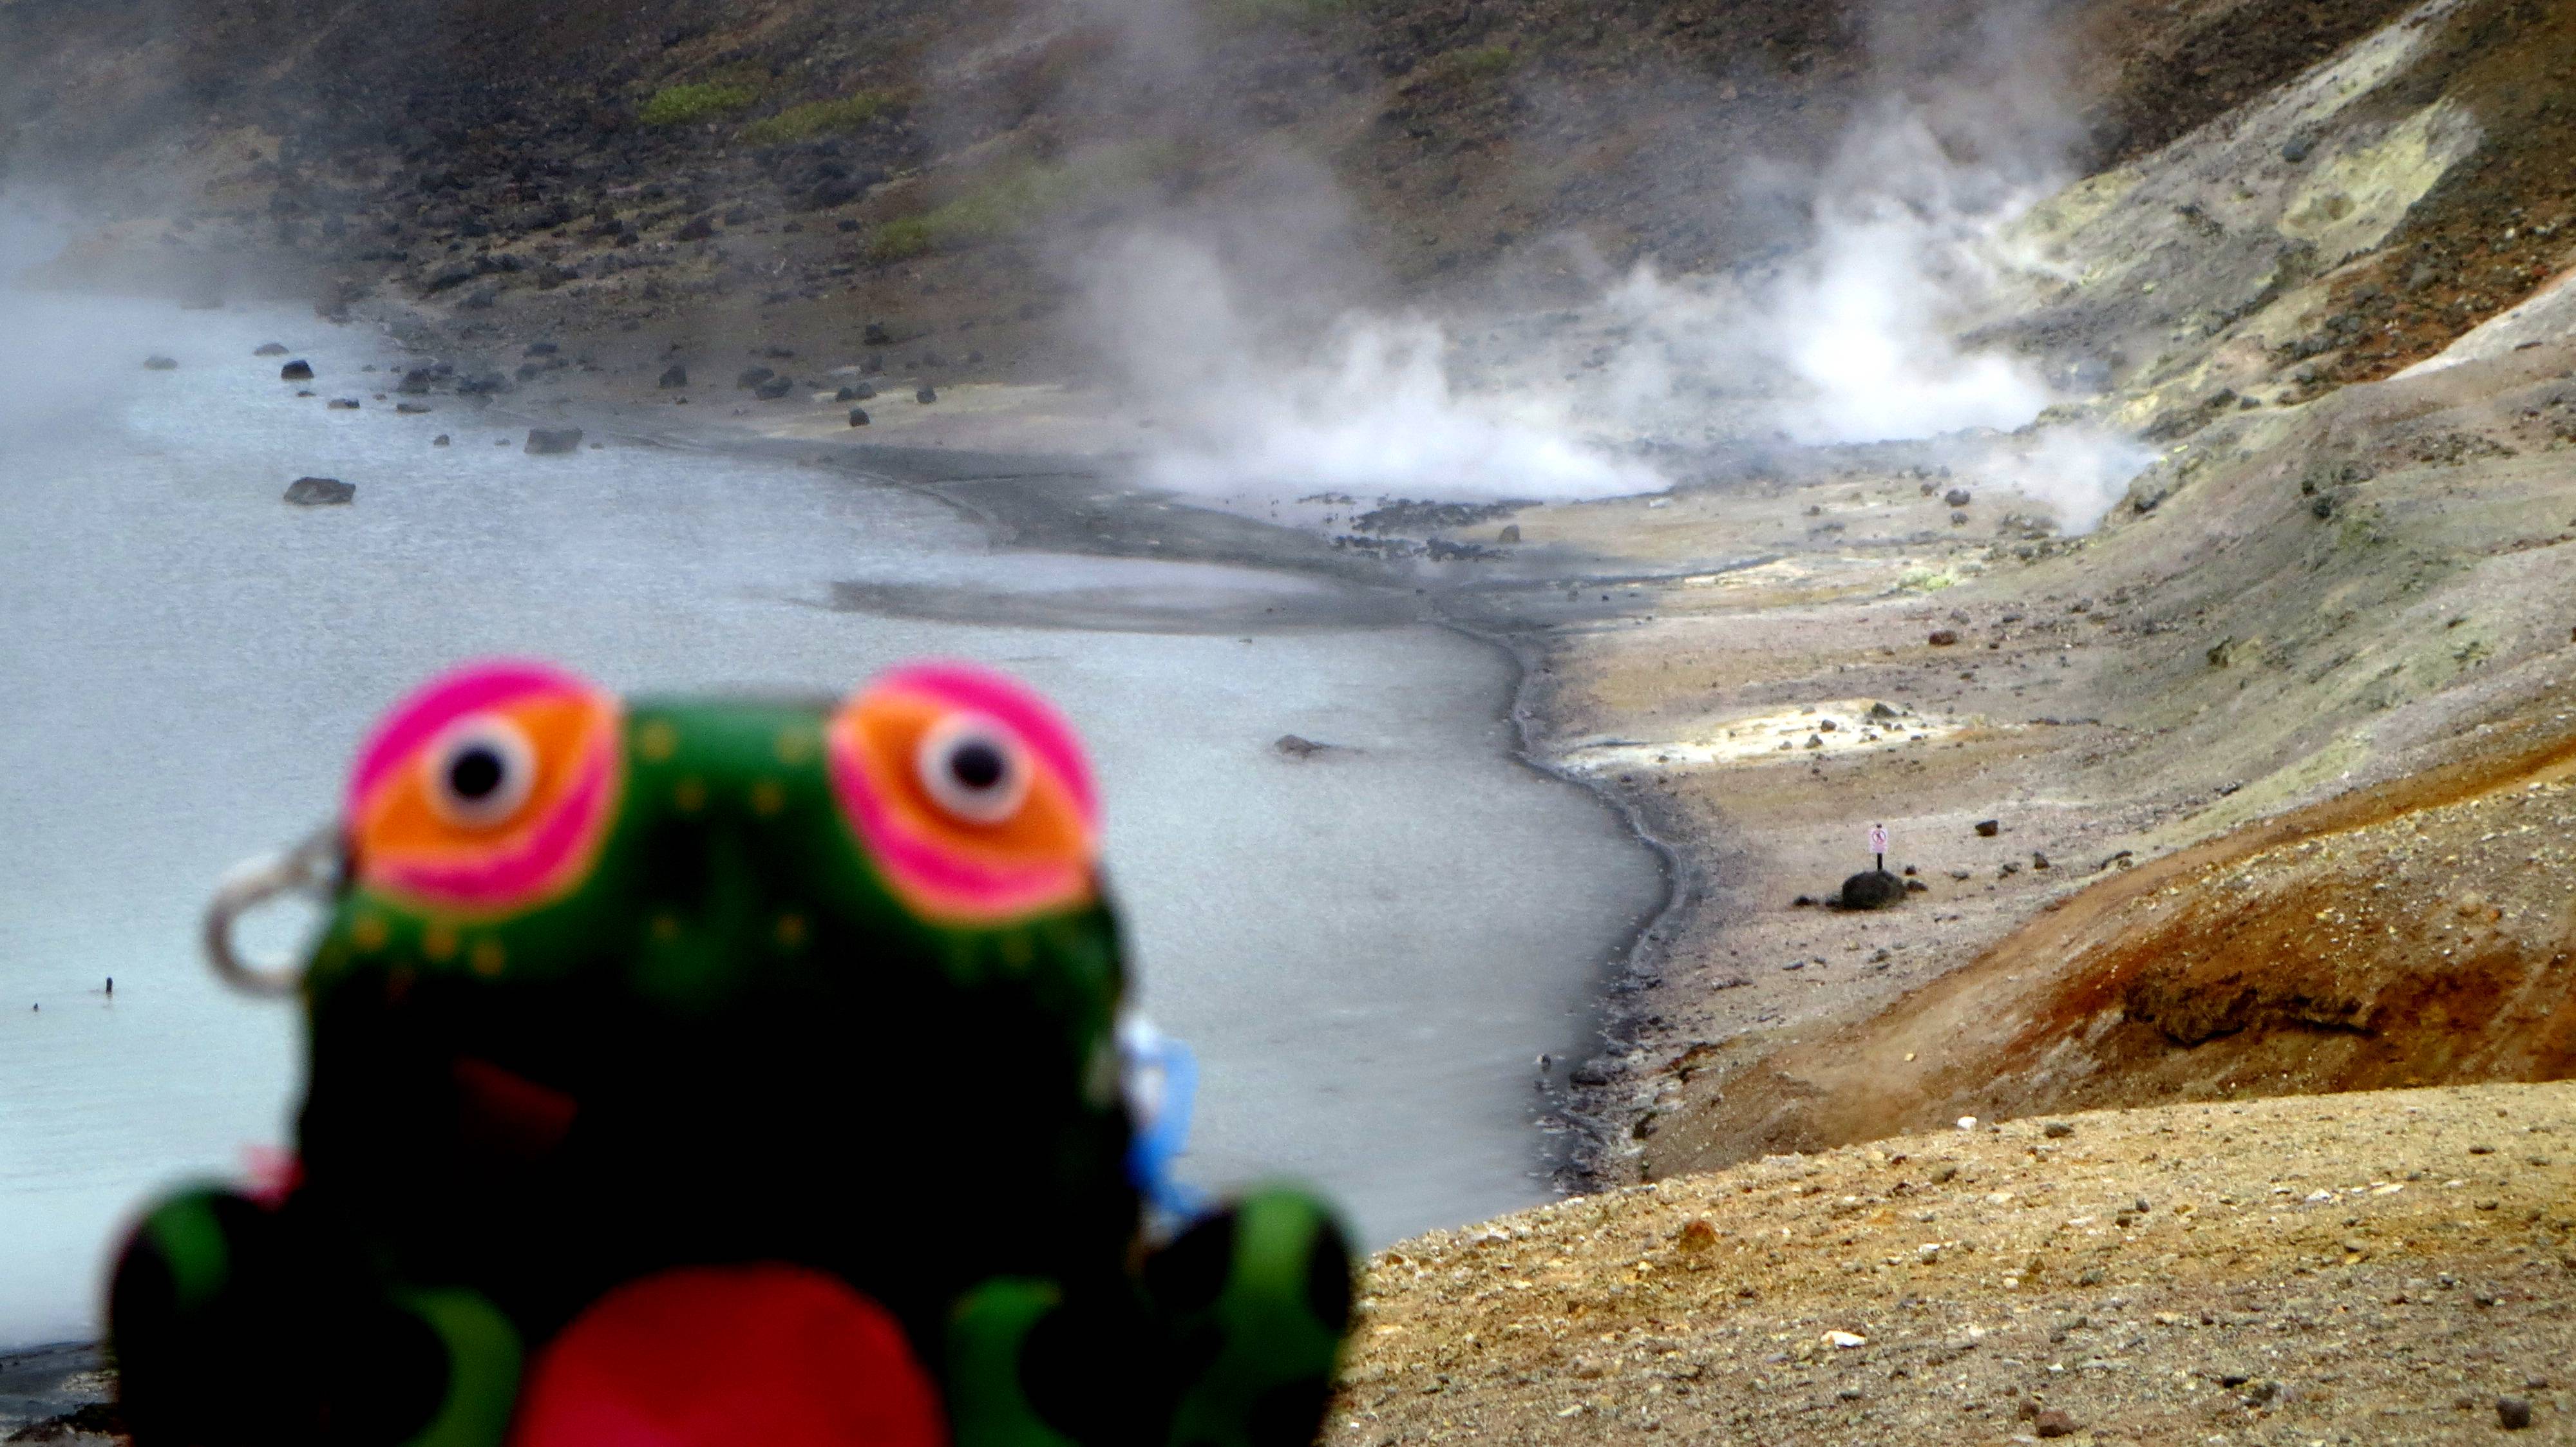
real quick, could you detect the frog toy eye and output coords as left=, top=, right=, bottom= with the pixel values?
left=828, top=663, right=1097, bottom=923
left=346, top=661, right=623, bottom=914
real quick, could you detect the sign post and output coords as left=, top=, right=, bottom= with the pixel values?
left=1869, top=822, right=1888, bottom=873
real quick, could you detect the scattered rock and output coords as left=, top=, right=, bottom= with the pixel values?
left=254, top=343, right=289, bottom=356
left=753, top=376, right=794, bottom=399
left=1678, top=1219, right=1718, bottom=1251
left=432, top=435, right=450, bottom=446
left=1975, top=819, right=2002, bottom=837
left=1274, top=734, right=1338, bottom=759
left=283, top=476, right=354, bottom=506
left=1929, top=629, right=1960, bottom=646
left=327, top=398, right=361, bottom=410
left=2499, top=1397, right=2533, bottom=1430
left=1823, top=1330, right=1867, bottom=1348
left=1498, top=523, right=1522, bottom=544
left=736, top=366, right=775, bottom=389
left=1944, top=488, right=1973, bottom=507
left=658, top=364, right=688, bottom=388
left=847, top=408, right=869, bottom=427
left=1838, top=870, right=1904, bottom=911
left=1868, top=701, right=1900, bottom=719
left=915, top=385, right=938, bottom=404
left=280, top=360, right=314, bottom=381
left=837, top=383, right=878, bottom=402
left=395, top=402, right=432, bottom=415
left=2043, top=1121, right=2074, bottom=1139
left=523, top=427, right=584, bottom=455
left=142, top=355, right=177, bottom=370
left=2033, top=1408, right=2078, bottom=1438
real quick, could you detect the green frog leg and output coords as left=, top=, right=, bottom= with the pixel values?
left=111, top=1187, right=522, bottom=1447
left=948, top=1190, right=1353, bottom=1447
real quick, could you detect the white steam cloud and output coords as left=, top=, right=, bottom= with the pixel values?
left=1083, top=231, right=1658, bottom=500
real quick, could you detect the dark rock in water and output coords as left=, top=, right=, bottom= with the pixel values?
left=1944, top=487, right=1973, bottom=507
left=254, top=343, right=289, bottom=357
left=395, top=402, right=433, bottom=415
left=327, top=397, right=361, bottom=410
left=737, top=366, right=775, bottom=389
left=847, top=408, right=869, bottom=428
left=280, top=360, right=314, bottom=381
left=1497, top=523, right=1521, bottom=544
left=1837, top=869, right=1904, bottom=911
left=914, top=385, right=937, bottom=404
left=1974, top=818, right=2001, bottom=837
left=658, top=364, right=688, bottom=388
left=432, top=435, right=451, bottom=446
left=142, top=355, right=177, bottom=371
left=754, top=377, right=794, bottom=400
left=524, top=427, right=583, bottom=455
left=283, top=476, right=354, bottom=506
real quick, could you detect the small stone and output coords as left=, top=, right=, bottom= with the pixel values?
left=1824, top=1330, right=1867, bottom=1349
left=280, top=360, right=314, bottom=381
left=432, top=435, right=451, bottom=446
left=754, top=377, right=794, bottom=400
left=524, top=427, right=584, bottom=455
left=2033, top=1408, right=2076, bottom=1437
left=1678, top=1219, right=1718, bottom=1251
left=2500, top=1397, right=2532, bottom=1431
left=142, top=355, right=178, bottom=370
left=254, top=343, right=289, bottom=356
left=395, top=402, right=433, bottom=414
left=915, top=385, right=938, bottom=404
left=327, top=398, right=361, bottom=410
left=847, top=408, right=870, bottom=427
left=283, top=476, right=354, bottom=506
left=659, top=364, right=689, bottom=388
left=1839, top=870, right=1904, bottom=911
left=1498, top=523, right=1522, bottom=544
left=1944, top=488, right=1972, bottom=507
left=1956, top=1116, right=1977, bottom=1130
left=2043, top=1121, right=2074, bottom=1139
left=1274, top=735, right=1332, bottom=759
left=1929, top=629, right=1960, bottom=646
left=736, top=366, right=775, bottom=389
left=1975, top=819, right=2001, bottom=837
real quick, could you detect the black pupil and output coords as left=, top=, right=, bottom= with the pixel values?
left=448, top=745, right=506, bottom=801
left=949, top=740, right=1007, bottom=792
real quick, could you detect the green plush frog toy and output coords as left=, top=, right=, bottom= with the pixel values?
left=111, top=659, right=1352, bottom=1447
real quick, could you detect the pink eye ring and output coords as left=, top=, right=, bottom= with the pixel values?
left=914, top=714, right=1028, bottom=826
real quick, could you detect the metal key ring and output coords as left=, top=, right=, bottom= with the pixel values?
left=203, top=826, right=341, bottom=997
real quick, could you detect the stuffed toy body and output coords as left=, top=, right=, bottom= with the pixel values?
left=111, top=660, right=1352, bottom=1447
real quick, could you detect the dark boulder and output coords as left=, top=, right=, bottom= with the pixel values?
left=280, top=360, right=314, bottom=381
left=283, top=477, right=354, bottom=506
left=524, top=427, right=584, bottom=455
left=1944, top=487, right=1973, bottom=507
left=754, top=377, right=794, bottom=400
left=862, top=321, right=892, bottom=346
left=1497, top=523, right=1521, bottom=544
left=1837, top=870, right=1904, bottom=911
left=914, top=385, right=937, bottom=404
left=1974, top=818, right=2001, bottom=837
left=658, top=364, right=689, bottom=388
left=675, top=215, right=715, bottom=241
left=142, top=355, right=177, bottom=371
left=432, top=435, right=451, bottom=446
left=847, top=408, right=870, bottom=428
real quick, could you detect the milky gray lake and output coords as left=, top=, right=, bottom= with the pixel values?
left=0, top=284, right=1662, bottom=1347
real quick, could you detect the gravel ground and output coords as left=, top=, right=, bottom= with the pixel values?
left=1333, top=1081, right=2576, bottom=1445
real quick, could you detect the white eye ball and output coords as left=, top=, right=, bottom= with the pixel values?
left=914, top=713, right=1028, bottom=825
left=424, top=715, right=537, bottom=828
